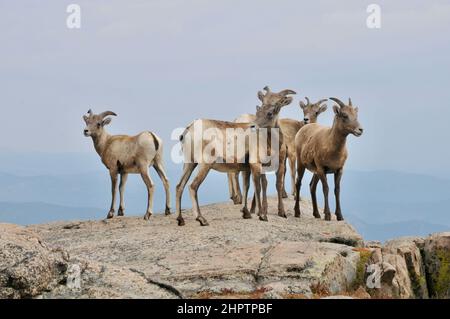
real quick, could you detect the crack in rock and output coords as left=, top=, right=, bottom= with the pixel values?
left=254, top=244, right=275, bottom=285
left=129, top=268, right=184, bottom=299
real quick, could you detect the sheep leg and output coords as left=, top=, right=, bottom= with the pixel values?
left=189, top=164, right=210, bottom=226
left=250, top=192, right=257, bottom=215
left=281, top=153, right=288, bottom=198
left=175, top=163, right=197, bottom=226
left=240, top=171, right=252, bottom=219
left=309, top=174, right=320, bottom=218
left=118, top=173, right=128, bottom=216
left=227, top=172, right=235, bottom=201
left=261, top=173, right=268, bottom=218
left=153, top=160, right=171, bottom=215
left=277, top=148, right=287, bottom=218
left=317, top=170, right=332, bottom=221
left=249, top=174, right=265, bottom=216
left=288, top=152, right=297, bottom=198
left=140, top=168, right=155, bottom=220
left=294, top=165, right=306, bottom=217
left=107, top=171, right=118, bottom=219
left=334, top=168, right=344, bottom=221
left=231, top=172, right=242, bottom=204
left=251, top=166, right=265, bottom=221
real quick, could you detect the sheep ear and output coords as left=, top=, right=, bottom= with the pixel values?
left=319, top=104, right=328, bottom=113
left=83, top=115, right=89, bottom=122
left=256, top=105, right=261, bottom=112
left=333, top=105, right=341, bottom=115
left=102, top=117, right=112, bottom=126
left=280, top=97, right=293, bottom=107
left=354, top=106, right=359, bottom=112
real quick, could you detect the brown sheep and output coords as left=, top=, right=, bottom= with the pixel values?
left=293, top=97, right=363, bottom=221
left=175, top=87, right=296, bottom=226
left=83, top=110, right=171, bottom=220
left=227, top=97, right=327, bottom=204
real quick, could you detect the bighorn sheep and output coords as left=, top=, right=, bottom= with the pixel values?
left=294, top=98, right=363, bottom=221
left=227, top=97, right=327, bottom=204
left=83, top=110, right=171, bottom=220
left=176, top=87, right=296, bottom=226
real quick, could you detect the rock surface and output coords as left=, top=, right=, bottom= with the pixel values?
left=0, top=224, right=68, bottom=298
left=1, top=197, right=449, bottom=299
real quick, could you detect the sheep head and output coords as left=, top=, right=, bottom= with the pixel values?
left=329, top=97, right=363, bottom=137
left=255, top=86, right=296, bottom=128
left=83, top=109, right=117, bottom=137
left=299, top=97, right=328, bottom=124
left=257, top=86, right=296, bottom=112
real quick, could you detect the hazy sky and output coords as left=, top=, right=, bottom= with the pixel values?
left=1, top=1, right=450, bottom=176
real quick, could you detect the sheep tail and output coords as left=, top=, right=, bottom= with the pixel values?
left=149, top=132, right=160, bottom=151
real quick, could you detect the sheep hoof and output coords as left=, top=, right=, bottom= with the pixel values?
left=177, top=217, right=185, bottom=226
left=241, top=207, right=252, bottom=219
left=196, top=217, right=209, bottom=226
left=282, top=190, right=288, bottom=198
left=144, top=212, right=152, bottom=220
left=324, top=213, right=332, bottom=221
left=118, top=209, right=124, bottom=217
left=259, top=215, right=268, bottom=222
left=294, top=206, right=301, bottom=217
left=106, top=211, right=114, bottom=219
left=336, top=213, right=344, bottom=221
left=278, top=212, right=287, bottom=218
left=232, top=195, right=242, bottom=205
left=165, top=207, right=171, bottom=216
left=313, top=212, right=321, bottom=219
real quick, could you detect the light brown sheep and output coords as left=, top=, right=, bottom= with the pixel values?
left=227, top=97, right=327, bottom=204
left=293, top=97, right=363, bottom=221
left=175, top=87, right=296, bottom=226
left=83, top=110, right=171, bottom=220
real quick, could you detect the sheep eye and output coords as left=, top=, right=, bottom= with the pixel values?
left=97, top=123, right=102, bottom=128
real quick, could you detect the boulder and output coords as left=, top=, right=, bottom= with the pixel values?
left=365, top=237, right=428, bottom=299
left=0, top=224, right=68, bottom=298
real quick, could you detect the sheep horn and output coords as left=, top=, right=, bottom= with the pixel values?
left=279, top=89, right=296, bottom=96
left=99, top=111, right=117, bottom=119
left=257, top=91, right=265, bottom=102
left=316, top=99, right=328, bottom=105
left=305, top=97, right=310, bottom=105
left=329, top=97, right=346, bottom=108
left=87, top=109, right=93, bottom=116
left=348, top=98, right=353, bottom=106
left=263, top=86, right=271, bottom=93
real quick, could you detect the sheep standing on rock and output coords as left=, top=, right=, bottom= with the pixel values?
left=175, top=87, right=296, bottom=226
left=83, top=110, right=171, bottom=220
left=227, top=97, right=328, bottom=204
left=294, top=98, right=363, bottom=221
